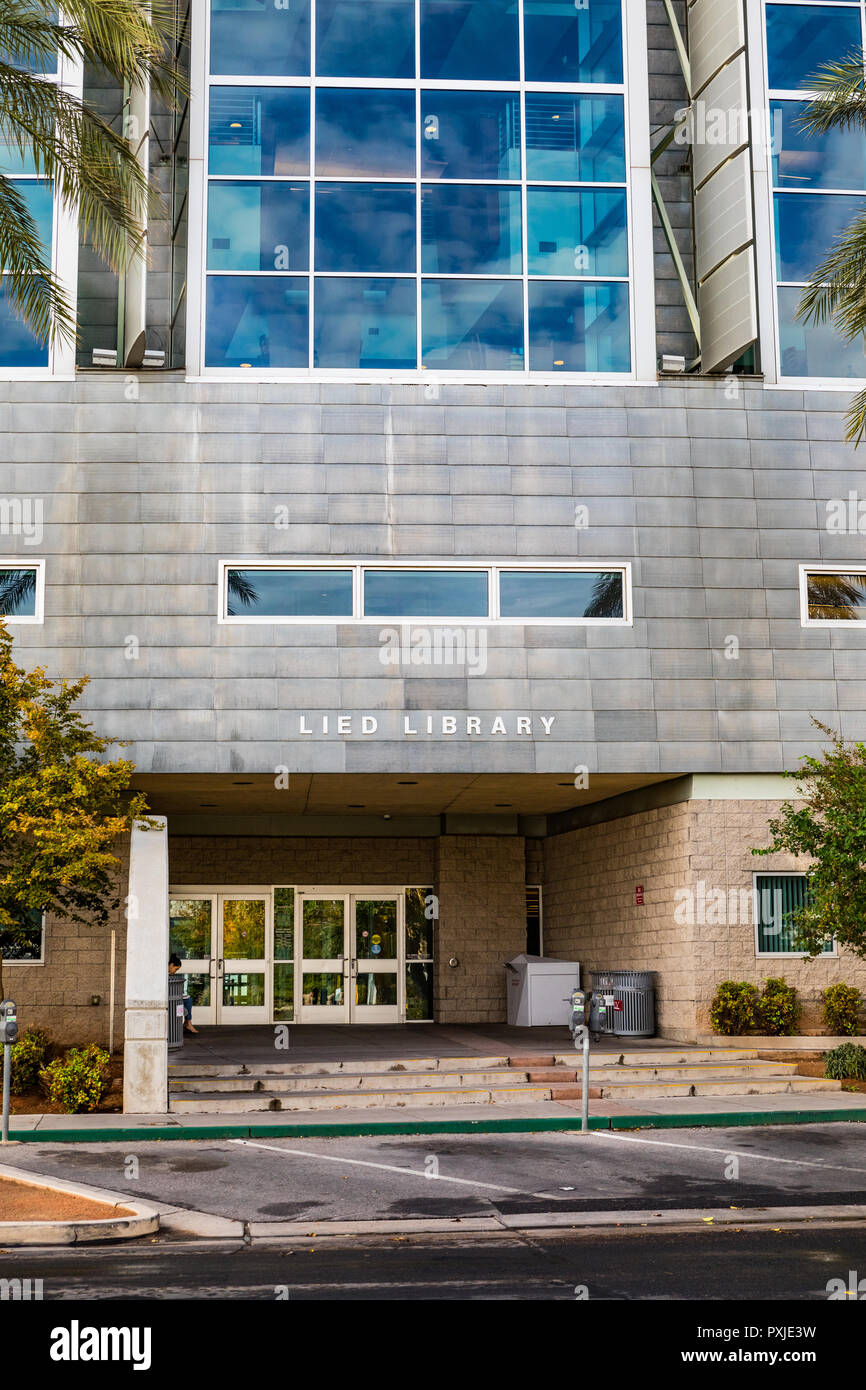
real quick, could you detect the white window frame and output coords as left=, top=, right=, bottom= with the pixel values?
left=752, top=869, right=837, bottom=958
left=752, top=0, right=866, bottom=391
left=185, top=0, right=657, bottom=381
left=0, top=16, right=80, bottom=380
left=218, top=558, right=633, bottom=626
left=799, top=561, right=866, bottom=627
left=0, top=910, right=46, bottom=965
left=0, top=558, right=46, bottom=624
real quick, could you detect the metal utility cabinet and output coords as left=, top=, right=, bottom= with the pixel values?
left=505, top=955, right=581, bottom=1027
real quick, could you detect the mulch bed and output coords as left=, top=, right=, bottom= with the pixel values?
left=0, top=1176, right=133, bottom=1222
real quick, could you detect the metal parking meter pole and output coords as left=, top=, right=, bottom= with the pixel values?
left=1, top=1000, right=17, bottom=1145
left=580, top=1025, right=590, bottom=1133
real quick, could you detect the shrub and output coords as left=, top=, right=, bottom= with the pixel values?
left=822, top=984, right=862, bottom=1037
left=824, top=1043, right=866, bottom=1081
left=39, top=1044, right=111, bottom=1114
left=758, top=977, right=801, bottom=1036
left=0, top=1028, right=50, bottom=1096
left=710, top=980, right=761, bottom=1035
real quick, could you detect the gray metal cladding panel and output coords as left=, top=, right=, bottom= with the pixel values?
left=1, top=377, right=865, bottom=775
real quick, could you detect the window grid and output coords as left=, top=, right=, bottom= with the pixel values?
left=202, top=0, right=633, bottom=375
left=218, top=560, right=632, bottom=625
left=764, top=0, right=866, bottom=380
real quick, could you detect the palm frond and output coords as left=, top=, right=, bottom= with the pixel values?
left=0, top=173, right=73, bottom=341
left=0, top=568, right=37, bottom=616
left=797, top=210, right=866, bottom=338
left=796, top=55, right=866, bottom=136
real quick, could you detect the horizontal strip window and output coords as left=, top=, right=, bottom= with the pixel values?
left=209, top=1, right=624, bottom=84
left=0, top=562, right=44, bottom=622
left=220, top=563, right=630, bottom=624
left=801, top=566, right=866, bottom=623
left=754, top=873, right=834, bottom=957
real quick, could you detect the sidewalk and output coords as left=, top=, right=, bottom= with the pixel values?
left=7, top=1089, right=866, bottom=1141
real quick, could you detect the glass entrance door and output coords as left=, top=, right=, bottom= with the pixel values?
left=299, top=895, right=349, bottom=1023
left=351, top=897, right=400, bottom=1023
left=218, top=894, right=269, bottom=1024
left=169, top=896, right=216, bottom=1025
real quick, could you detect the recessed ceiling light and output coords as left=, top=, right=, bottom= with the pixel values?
left=397, top=780, right=418, bottom=785
left=229, top=122, right=242, bottom=128
left=348, top=804, right=365, bottom=808
left=495, top=803, right=512, bottom=808
left=200, top=803, right=218, bottom=807
left=232, top=780, right=253, bottom=786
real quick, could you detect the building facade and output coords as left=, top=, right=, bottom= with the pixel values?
left=3, top=1, right=866, bottom=1106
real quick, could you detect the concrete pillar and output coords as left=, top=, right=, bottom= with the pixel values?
left=123, top=817, right=169, bottom=1114
left=435, top=835, right=526, bottom=1024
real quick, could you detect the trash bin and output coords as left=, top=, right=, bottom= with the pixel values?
left=505, top=954, right=581, bottom=1026
left=168, top=972, right=185, bottom=1051
left=610, top=970, right=656, bottom=1037
left=590, top=970, right=656, bottom=1037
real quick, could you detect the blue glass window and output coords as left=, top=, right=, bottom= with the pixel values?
left=207, top=183, right=309, bottom=271
left=0, top=279, right=48, bottom=367
left=210, top=0, right=310, bottom=75
left=525, top=94, right=626, bottom=183
left=9, top=181, right=53, bottom=257
left=527, top=188, right=628, bottom=277
left=524, top=0, right=623, bottom=84
left=778, top=287, right=866, bottom=376
left=208, top=88, right=309, bottom=176
left=528, top=281, right=631, bottom=372
left=421, top=185, right=522, bottom=274
left=316, top=0, right=415, bottom=77
left=774, top=192, right=866, bottom=280
left=421, top=1, right=519, bottom=80
left=205, top=277, right=309, bottom=367
left=499, top=570, right=624, bottom=619
left=0, top=567, right=39, bottom=617
left=316, top=88, right=415, bottom=177
left=420, top=92, right=521, bottom=180
left=226, top=569, right=354, bottom=618
left=771, top=99, right=866, bottom=189
left=766, top=4, right=861, bottom=90
left=315, top=184, right=415, bottom=272
left=364, top=570, right=489, bottom=617
left=422, top=279, right=524, bottom=369
left=314, top=278, right=417, bottom=368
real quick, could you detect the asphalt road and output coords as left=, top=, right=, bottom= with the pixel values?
left=4, top=1124, right=866, bottom=1222
left=2, top=1225, right=866, bottom=1301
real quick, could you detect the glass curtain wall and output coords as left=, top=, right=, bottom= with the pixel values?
left=766, top=1, right=866, bottom=376
left=203, top=0, right=632, bottom=373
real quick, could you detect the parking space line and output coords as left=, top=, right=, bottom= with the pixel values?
left=591, top=1129, right=866, bottom=1176
left=229, top=1138, right=567, bottom=1199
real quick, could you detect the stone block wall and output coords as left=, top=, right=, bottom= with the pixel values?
left=434, top=835, right=527, bottom=1023
left=541, top=803, right=696, bottom=1039
left=4, top=838, right=130, bottom=1049
left=168, top=834, right=435, bottom=889
left=690, top=799, right=866, bottom=1034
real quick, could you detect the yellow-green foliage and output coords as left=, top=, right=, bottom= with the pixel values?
left=39, top=1044, right=111, bottom=1113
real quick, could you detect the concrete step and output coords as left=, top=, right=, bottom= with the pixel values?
left=171, top=1068, right=524, bottom=1095
left=169, top=1084, right=557, bottom=1114
left=168, top=1055, right=507, bottom=1079
left=584, top=1061, right=800, bottom=1081
left=595, top=1076, right=841, bottom=1100
left=551, top=1049, right=760, bottom=1067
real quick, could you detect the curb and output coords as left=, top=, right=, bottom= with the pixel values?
left=0, top=1162, right=160, bottom=1245
left=6, top=1107, right=866, bottom=1142
left=120, top=1202, right=866, bottom=1243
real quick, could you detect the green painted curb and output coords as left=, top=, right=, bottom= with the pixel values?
left=609, top=1108, right=866, bottom=1130
left=7, top=1107, right=866, bottom=1142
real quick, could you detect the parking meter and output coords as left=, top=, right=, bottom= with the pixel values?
left=1, top=1000, right=17, bottom=1044
left=568, top=988, right=586, bottom=1039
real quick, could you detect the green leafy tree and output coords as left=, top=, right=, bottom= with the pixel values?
left=797, top=53, right=866, bottom=442
left=753, top=720, right=866, bottom=959
left=0, top=620, right=151, bottom=994
left=0, top=0, right=182, bottom=345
